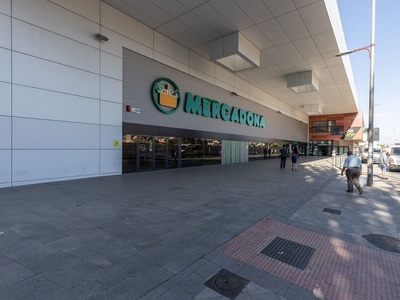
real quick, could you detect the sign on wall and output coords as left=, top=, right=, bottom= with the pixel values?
left=151, top=78, right=265, bottom=128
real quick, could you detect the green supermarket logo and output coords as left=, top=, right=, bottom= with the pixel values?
left=152, top=78, right=181, bottom=114
left=152, top=78, right=265, bottom=128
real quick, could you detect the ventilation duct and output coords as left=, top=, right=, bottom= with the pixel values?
left=210, top=32, right=260, bottom=72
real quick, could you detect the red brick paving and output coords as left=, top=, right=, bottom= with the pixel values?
left=218, top=219, right=400, bottom=300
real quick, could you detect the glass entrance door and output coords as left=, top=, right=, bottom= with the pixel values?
left=139, top=136, right=153, bottom=171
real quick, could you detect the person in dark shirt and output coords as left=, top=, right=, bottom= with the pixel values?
left=279, top=145, right=288, bottom=169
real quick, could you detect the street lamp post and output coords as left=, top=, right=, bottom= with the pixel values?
left=336, top=0, right=376, bottom=186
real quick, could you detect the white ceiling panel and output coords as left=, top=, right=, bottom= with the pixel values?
left=241, top=26, right=274, bottom=50
left=177, top=12, right=220, bottom=41
left=293, top=0, right=320, bottom=9
left=293, top=37, right=320, bottom=58
left=122, top=0, right=173, bottom=24
left=258, top=18, right=290, bottom=46
left=276, top=10, right=310, bottom=41
left=313, top=31, right=338, bottom=54
left=262, top=47, right=288, bottom=64
left=299, top=1, right=332, bottom=35
left=262, top=0, right=296, bottom=17
left=208, top=0, right=254, bottom=30
left=234, top=0, right=273, bottom=24
left=104, top=0, right=359, bottom=115
left=290, top=58, right=309, bottom=71
left=277, top=42, right=303, bottom=61
left=177, top=0, right=207, bottom=10
left=149, top=0, right=188, bottom=17
left=191, top=3, right=236, bottom=36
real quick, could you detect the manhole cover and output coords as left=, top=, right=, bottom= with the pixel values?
left=323, top=208, right=341, bottom=215
left=260, top=236, right=315, bottom=270
left=204, top=269, right=249, bottom=299
left=362, top=234, right=400, bottom=253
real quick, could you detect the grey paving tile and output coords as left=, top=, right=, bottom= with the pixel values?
left=41, top=259, right=102, bottom=299
left=137, top=285, right=169, bottom=300
left=155, top=285, right=194, bottom=300
left=176, top=271, right=208, bottom=296
left=1, top=239, right=80, bottom=273
left=0, top=229, right=28, bottom=251
left=0, top=252, right=13, bottom=267
left=2, top=274, right=76, bottom=300
left=96, top=253, right=153, bottom=288
left=108, top=264, right=173, bottom=299
left=0, top=262, right=35, bottom=289
left=18, top=221, right=69, bottom=244
left=68, top=246, right=112, bottom=267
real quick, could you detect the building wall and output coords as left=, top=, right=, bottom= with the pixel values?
left=309, top=113, right=363, bottom=141
left=0, top=0, right=309, bottom=188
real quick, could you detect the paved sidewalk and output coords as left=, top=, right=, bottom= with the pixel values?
left=0, top=156, right=399, bottom=300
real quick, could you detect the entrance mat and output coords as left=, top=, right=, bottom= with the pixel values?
left=218, top=219, right=400, bottom=300
left=204, top=268, right=249, bottom=300
left=362, top=234, right=400, bottom=253
left=260, top=236, right=314, bottom=270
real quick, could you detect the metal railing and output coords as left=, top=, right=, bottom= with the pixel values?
left=331, top=154, right=347, bottom=169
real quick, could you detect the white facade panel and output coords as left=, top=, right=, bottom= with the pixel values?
left=12, top=19, right=100, bottom=73
left=100, top=101, right=122, bottom=126
left=0, top=0, right=11, bottom=15
left=154, top=32, right=189, bottom=65
left=100, top=149, right=122, bottom=175
left=12, top=150, right=100, bottom=183
left=0, top=150, right=11, bottom=187
left=101, top=76, right=122, bottom=104
left=13, top=0, right=99, bottom=48
left=101, top=52, right=122, bottom=80
left=215, top=65, right=235, bottom=86
left=154, top=52, right=190, bottom=73
left=100, top=27, right=153, bottom=59
left=49, top=0, right=100, bottom=23
left=189, top=68, right=215, bottom=85
left=101, top=2, right=153, bottom=49
left=100, top=125, right=122, bottom=150
left=13, top=85, right=100, bottom=124
left=190, top=51, right=215, bottom=78
left=0, top=13, right=11, bottom=49
left=0, top=47, right=11, bottom=83
left=0, top=116, right=11, bottom=149
left=13, top=53, right=100, bottom=99
left=12, top=118, right=99, bottom=150
left=0, top=82, right=11, bottom=116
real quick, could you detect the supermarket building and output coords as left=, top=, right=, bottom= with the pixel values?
left=0, top=0, right=362, bottom=188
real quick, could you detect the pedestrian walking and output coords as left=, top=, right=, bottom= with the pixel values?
left=268, top=147, right=271, bottom=159
left=291, top=146, right=299, bottom=171
left=379, top=149, right=389, bottom=179
left=279, top=144, right=288, bottom=169
left=341, top=150, right=363, bottom=194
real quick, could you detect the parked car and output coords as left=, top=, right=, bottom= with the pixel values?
left=389, top=146, right=400, bottom=171
left=361, top=148, right=381, bottom=164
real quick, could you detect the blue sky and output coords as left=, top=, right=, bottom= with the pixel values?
left=337, top=0, right=400, bottom=145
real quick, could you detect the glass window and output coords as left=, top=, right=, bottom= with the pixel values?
left=122, top=134, right=137, bottom=173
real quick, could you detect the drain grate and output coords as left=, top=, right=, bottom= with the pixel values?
left=323, top=208, right=341, bottom=215
left=204, top=269, right=249, bottom=299
left=362, top=234, right=400, bottom=253
left=260, top=237, right=315, bottom=270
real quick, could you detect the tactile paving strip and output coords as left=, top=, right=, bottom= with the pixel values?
left=218, top=219, right=400, bottom=300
